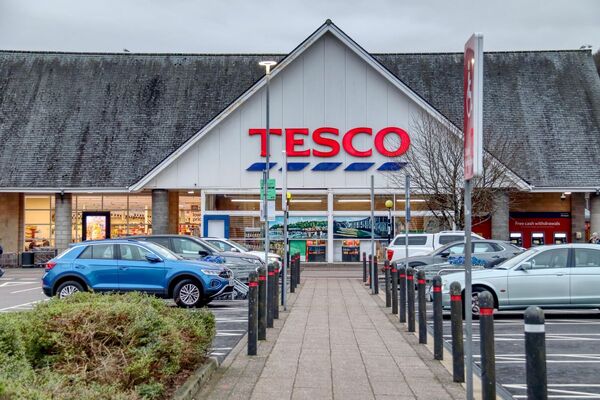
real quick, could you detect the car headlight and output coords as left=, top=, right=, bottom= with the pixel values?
left=201, top=269, right=221, bottom=276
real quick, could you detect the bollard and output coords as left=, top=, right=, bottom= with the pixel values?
left=391, top=262, right=398, bottom=315
left=267, top=263, right=275, bottom=328
left=373, top=255, right=379, bottom=294
left=296, top=253, right=301, bottom=285
left=274, top=264, right=280, bottom=319
left=417, top=269, right=427, bottom=344
left=247, top=271, right=258, bottom=356
left=368, top=254, right=373, bottom=289
left=362, top=252, right=367, bottom=283
left=525, top=306, right=547, bottom=400
left=478, top=291, right=496, bottom=400
left=407, top=267, right=415, bottom=332
left=450, top=282, right=465, bottom=383
left=384, top=259, right=391, bottom=307
left=257, top=266, right=267, bottom=340
left=399, top=265, right=407, bottom=323
left=290, top=255, right=295, bottom=293
left=432, top=275, right=443, bottom=360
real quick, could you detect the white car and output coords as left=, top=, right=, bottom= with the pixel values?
left=204, top=237, right=282, bottom=265
left=441, top=243, right=600, bottom=316
left=387, top=231, right=484, bottom=261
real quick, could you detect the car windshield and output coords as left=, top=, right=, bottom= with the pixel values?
left=142, top=242, right=181, bottom=260
left=495, top=247, right=541, bottom=269
left=229, top=240, right=249, bottom=252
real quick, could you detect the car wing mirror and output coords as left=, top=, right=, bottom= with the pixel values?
left=230, top=248, right=240, bottom=252
left=145, top=254, right=162, bottom=263
left=518, top=261, right=532, bottom=271
left=440, top=251, right=450, bottom=258
left=198, top=250, right=210, bottom=257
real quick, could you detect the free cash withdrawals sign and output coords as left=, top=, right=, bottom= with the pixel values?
left=464, top=34, right=483, bottom=180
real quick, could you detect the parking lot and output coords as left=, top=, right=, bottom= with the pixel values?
left=425, top=304, right=600, bottom=399
left=0, top=268, right=248, bottom=364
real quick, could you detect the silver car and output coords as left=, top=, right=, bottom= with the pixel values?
left=396, top=239, right=523, bottom=268
left=442, top=244, right=600, bottom=315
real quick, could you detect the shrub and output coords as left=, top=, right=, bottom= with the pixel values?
left=0, top=292, right=215, bottom=400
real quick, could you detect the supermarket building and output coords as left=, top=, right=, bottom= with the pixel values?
left=1, top=21, right=600, bottom=263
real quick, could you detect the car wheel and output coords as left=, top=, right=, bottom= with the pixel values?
left=174, top=279, right=204, bottom=308
left=56, top=281, right=85, bottom=299
left=463, top=287, right=488, bottom=318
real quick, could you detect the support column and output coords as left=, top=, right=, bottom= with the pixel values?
left=152, top=189, right=169, bottom=234
left=168, top=191, right=179, bottom=234
left=55, top=193, right=72, bottom=252
left=0, top=193, right=24, bottom=253
left=327, top=190, right=334, bottom=264
left=590, top=195, right=600, bottom=237
left=571, top=192, right=586, bottom=243
left=491, top=191, right=509, bottom=241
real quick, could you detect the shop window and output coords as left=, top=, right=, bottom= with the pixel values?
left=206, top=194, right=261, bottom=211
left=334, top=194, right=395, bottom=212
left=24, top=195, right=54, bottom=250
left=179, top=194, right=201, bottom=236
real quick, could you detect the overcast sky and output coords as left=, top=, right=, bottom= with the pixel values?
left=0, top=0, right=598, bottom=54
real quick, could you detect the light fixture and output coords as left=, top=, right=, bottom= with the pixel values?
left=187, top=191, right=194, bottom=194
left=231, top=199, right=261, bottom=203
left=258, top=60, right=277, bottom=74
left=396, top=199, right=426, bottom=203
left=290, top=199, right=322, bottom=203
left=563, top=192, right=572, bottom=195
left=337, top=199, right=371, bottom=203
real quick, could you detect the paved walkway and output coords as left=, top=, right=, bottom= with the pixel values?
left=197, top=277, right=464, bottom=400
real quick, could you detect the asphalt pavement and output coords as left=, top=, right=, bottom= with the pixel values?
left=0, top=268, right=249, bottom=364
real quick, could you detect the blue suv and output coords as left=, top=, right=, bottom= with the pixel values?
left=42, top=239, right=233, bottom=307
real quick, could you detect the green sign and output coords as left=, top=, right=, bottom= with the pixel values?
left=260, top=178, right=276, bottom=200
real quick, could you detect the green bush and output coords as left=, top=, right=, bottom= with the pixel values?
left=0, top=292, right=215, bottom=400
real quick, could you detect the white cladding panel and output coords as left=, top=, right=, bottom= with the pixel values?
left=149, top=33, right=420, bottom=190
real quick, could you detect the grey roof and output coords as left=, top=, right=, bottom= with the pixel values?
left=0, top=47, right=599, bottom=189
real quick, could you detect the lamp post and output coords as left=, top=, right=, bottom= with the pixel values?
left=259, top=60, right=277, bottom=305
left=385, top=199, right=394, bottom=247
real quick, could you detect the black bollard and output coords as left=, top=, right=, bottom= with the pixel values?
left=384, top=259, right=391, bottom=307
left=525, top=306, right=547, bottom=400
left=274, top=264, right=280, bottom=319
left=479, top=291, right=496, bottom=400
left=391, top=262, right=398, bottom=315
left=417, top=269, right=427, bottom=344
left=450, top=282, right=465, bottom=383
left=362, top=252, right=367, bottom=283
left=399, top=265, right=407, bottom=323
left=368, top=254, right=373, bottom=289
left=290, top=255, right=295, bottom=292
left=257, top=266, right=267, bottom=340
left=407, top=267, right=415, bottom=332
left=432, top=276, right=443, bottom=360
left=296, top=254, right=301, bottom=285
left=267, top=263, right=275, bottom=328
left=247, top=272, right=258, bottom=356
left=373, top=255, right=379, bottom=294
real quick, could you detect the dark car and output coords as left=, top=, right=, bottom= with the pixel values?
left=129, top=235, right=263, bottom=282
left=42, top=239, right=233, bottom=307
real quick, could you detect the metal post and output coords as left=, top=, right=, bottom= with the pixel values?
left=370, top=174, right=375, bottom=294
left=406, top=267, right=415, bottom=332
left=450, top=281, right=465, bottom=383
left=373, top=255, right=379, bottom=295
left=247, top=272, right=258, bottom=356
left=362, top=252, right=367, bottom=283
left=368, top=254, right=373, bottom=290
left=257, top=266, right=267, bottom=340
left=262, top=64, right=272, bottom=319
left=391, top=262, right=398, bottom=315
left=478, top=291, right=496, bottom=400
left=464, top=178, right=474, bottom=399
left=399, top=265, right=407, bottom=323
left=274, top=264, right=280, bottom=319
left=282, top=140, right=288, bottom=312
left=417, top=269, right=427, bottom=344
left=432, top=275, right=443, bottom=360
left=384, top=259, right=391, bottom=307
left=290, top=253, right=296, bottom=293
left=525, top=306, right=547, bottom=400
left=267, top=263, right=275, bottom=328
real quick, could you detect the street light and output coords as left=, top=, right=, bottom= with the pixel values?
left=385, top=199, right=394, bottom=247
left=259, top=60, right=277, bottom=309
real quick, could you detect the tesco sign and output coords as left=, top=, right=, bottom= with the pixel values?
left=249, top=127, right=410, bottom=158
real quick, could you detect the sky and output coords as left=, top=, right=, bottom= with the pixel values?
left=0, top=0, right=598, bottom=54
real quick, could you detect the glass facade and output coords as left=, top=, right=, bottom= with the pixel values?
left=24, top=195, right=55, bottom=250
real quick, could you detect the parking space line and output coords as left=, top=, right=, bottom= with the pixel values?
left=10, top=286, right=42, bottom=294
left=0, top=300, right=45, bottom=312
